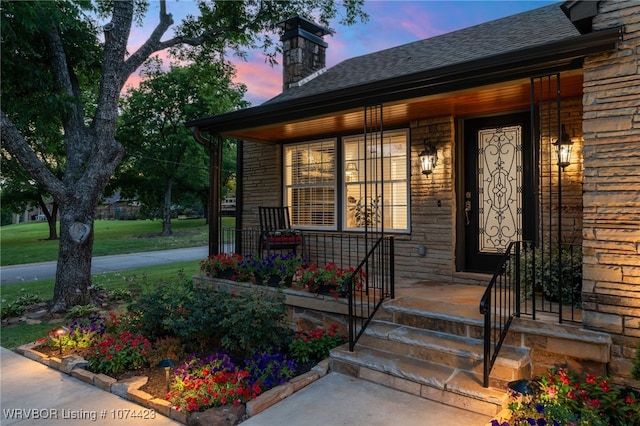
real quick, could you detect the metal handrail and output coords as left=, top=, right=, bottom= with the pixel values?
left=479, top=241, right=521, bottom=388
left=344, top=235, right=394, bottom=351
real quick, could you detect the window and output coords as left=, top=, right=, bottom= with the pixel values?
left=344, top=130, right=409, bottom=232
left=284, top=131, right=409, bottom=232
left=284, top=139, right=336, bottom=229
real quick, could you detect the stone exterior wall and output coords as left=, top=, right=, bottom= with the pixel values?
left=538, top=97, right=584, bottom=245
left=582, top=0, right=640, bottom=385
left=241, top=142, right=282, bottom=229
left=282, top=35, right=327, bottom=90
left=399, top=116, right=459, bottom=283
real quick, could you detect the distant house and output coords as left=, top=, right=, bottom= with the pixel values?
left=188, top=0, right=639, bottom=405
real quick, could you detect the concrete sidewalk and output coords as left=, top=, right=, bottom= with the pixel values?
left=1, top=346, right=491, bottom=426
left=241, top=372, right=491, bottom=426
left=0, top=347, right=180, bottom=425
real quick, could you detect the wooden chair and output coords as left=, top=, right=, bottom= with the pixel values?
left=258, top=207, right=303, bottom=257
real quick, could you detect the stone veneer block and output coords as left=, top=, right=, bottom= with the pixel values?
left=245, top=383, right=293, bottom=417
left=127, top=388, right=153, bottom=407
left=359, top=366, right=421, bottom=396
left=169, top=407, right=187, bottom=424
left=60, top=355, right=88, bottom=374
left=583, top=311, right=623, bottom=333
left=48, top=357, right=63, bottom=370
left=148, top=398, right=172, bottom=418
left=111, top=376, right=148, bottom=399
left=93, top=374, right=117, bottom=392
left=17, top=345, right=47, bottom=362
left=420, top=386, right=500, bottom=417
left=545, top=337, right=610, bottom=363
left=329, top=358, right=360, bottom=377
left=70, top=368, right=97, bottom=384
left=289, top=370, right=319, bottom=392
left=312, top=359, right=330, bottom=377
left=188, top=405, right=245, bottom=426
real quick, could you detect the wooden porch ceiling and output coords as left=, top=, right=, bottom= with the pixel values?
left=223, top=71, right=583, bottom=144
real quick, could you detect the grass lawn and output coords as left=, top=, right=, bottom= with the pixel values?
left=0, top=218, right=234, bottom=266
left=0, top=260, right=201, bottom=350
left=1, top=217, right=227, bottom=349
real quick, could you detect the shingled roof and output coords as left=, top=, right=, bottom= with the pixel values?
left=186, top=1, right=621, bottom=134
left=265, top=3, right=578, bottom=105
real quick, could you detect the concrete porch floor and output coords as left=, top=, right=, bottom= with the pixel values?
left=391, top=278, right=583, bottom=324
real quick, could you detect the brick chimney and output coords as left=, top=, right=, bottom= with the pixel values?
left=278, top=16, right=333, bottom=91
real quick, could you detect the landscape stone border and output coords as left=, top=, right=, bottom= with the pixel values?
left=15, top=341, right=331, bottom=426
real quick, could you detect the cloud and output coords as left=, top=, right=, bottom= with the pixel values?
left=122, top=0, right=557, bottom=106
left=234, top=54, right=282, bottom=105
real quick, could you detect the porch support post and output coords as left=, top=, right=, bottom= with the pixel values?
left=556, top=76, right=564, bottom=323
left=209, top=135, right=222, bottom=256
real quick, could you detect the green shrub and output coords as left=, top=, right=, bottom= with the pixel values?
left=500, top=368, right=640, bottom=426
left=127, top=271, right=291, bottom=355
left=1, top=300, right=26, bottom=319
left=67, top=304, right=97, bottom=319
left=0, top=292, right=43, bottom=319
left=126, top=272, right=201, bottom=341
left=219, top=288, right=290, bottom=356
left=87, top=331, right=151, bottom=375
left=289, top=324, right=346, bottom=364
left=520, top=244, right=582, bottom=306
left=108, top=288, right=132, bottom=302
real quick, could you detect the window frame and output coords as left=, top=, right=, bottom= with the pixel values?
left=282, top=130, right=411, bottom=234
left=283, top=138, right=338, bottom=230
left=342, top=129, right=410, bottom=233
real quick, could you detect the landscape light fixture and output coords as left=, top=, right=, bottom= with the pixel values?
left=419, top=140, right=438, bottom=176
left=553, top=124, right=573, bottom=171
left=52, top=326, right=69, bottom=355
left=156, top=358, right=177, bottom=393
left=507, top=379, right=534, bottom=396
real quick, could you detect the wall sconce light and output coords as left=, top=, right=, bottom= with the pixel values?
left=553, top=124, right=573, bottom=171
left=419, top=140, right=438, bottom=176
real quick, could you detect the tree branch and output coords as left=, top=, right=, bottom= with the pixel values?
left=42, top=17, right=85, bottom=137
left=121, top=0, right=174, bottom=83
left=1, top=111, right=65, bottom=198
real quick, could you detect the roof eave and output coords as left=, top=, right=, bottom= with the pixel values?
left=187, top=27, right=622, bottom=134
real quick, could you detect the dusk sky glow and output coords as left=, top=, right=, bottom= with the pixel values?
left=129, top=1, right=558, bottom=106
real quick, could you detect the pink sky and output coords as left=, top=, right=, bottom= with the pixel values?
left=128, top=1, right=556, bottom=106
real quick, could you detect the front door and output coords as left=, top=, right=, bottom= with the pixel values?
left=463, top=112, right=535, bottom=273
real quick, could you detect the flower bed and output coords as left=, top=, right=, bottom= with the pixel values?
left=294, top=262, right=364, bottom=298
left=20, top=275, right=346, bottom=425
left=494, top=367, right=640, bottom=426
left=198, top=253, right=364, bottom=299
left=18, top=340, right=331, bottom=424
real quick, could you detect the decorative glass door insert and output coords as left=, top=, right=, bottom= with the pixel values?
left=477, top=125, right=523, bottom=253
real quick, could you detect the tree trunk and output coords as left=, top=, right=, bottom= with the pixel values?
left=47, top=203, right=59, bottom=240
left=161, top=178, right=172, bottom=236
left=50, top=200, right=95, bottom=313
left=36, top=195, right=59, bottom=240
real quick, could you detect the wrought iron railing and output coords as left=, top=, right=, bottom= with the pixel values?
left=480, top=241, right=521, bottom=388
left=343, top=235, right=394, bottom=351
left=480, top=240, right=582, bottom=387
left=219, top=228, right=395, bottom=351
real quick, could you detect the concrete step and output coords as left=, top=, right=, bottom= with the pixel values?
left=361, top=320, right=530, bottom=385
left=376, top=296, right=485, bottom=339
left=330, top=344, right=509, bottom=417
